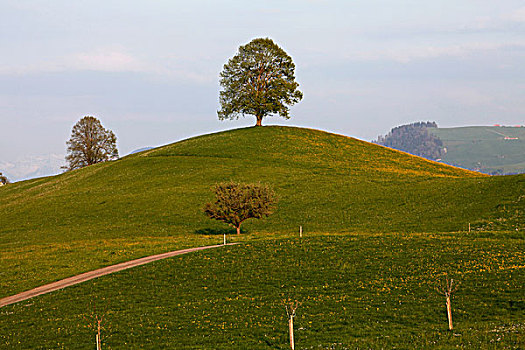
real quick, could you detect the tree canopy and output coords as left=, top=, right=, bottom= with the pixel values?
left=64, top=116, right=119, bottom=171
left=204, top=182, right=278, bottom=235
left=375, top=121, right=444, bottom=160
left=218, top=38, right=303, bottom=126
left=0, top=172, right=9, bottom=185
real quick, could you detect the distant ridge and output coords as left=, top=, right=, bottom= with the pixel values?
left=129, top=147, right=154, bottom=155
left=430, top=126, right=525, bottom=175
left=0, top=154, right=64, bottom=182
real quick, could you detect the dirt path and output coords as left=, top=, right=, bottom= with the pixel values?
left=0, top=243, right=236, bottom=308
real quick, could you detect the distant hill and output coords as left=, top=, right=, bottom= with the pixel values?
left=129, top=147, right=154, bottom=155
left=0, top=154, right=64, bottom=182
left=430, top=126, right=525, bottom=175
left=375, top=121, right=443, bottom=160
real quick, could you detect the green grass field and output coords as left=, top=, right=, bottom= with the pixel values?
left=1, top=126, right=524, bottom=297
left=430, top=126, right=525, bottom=174
left=1, top=126, right=524, bottom=348
left=2, top=233, right=523, bottom=349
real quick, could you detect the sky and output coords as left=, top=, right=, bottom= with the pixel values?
left=1, top=0, right=524, bottom=181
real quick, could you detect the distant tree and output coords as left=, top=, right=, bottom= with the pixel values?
left=204, top=182, right=278, bottom=235
left=64, top=116, right=118, bottom=171
left=375, top=121, right=444, bottom=160
left=218, top=38, right=303, bottom=126
left=0, top=172, right=9, bottom=185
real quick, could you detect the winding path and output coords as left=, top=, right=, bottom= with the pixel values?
left=1, top=243, right=236, bottom=308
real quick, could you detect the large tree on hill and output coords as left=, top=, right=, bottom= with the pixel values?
left=218, top=38, right=303, bottom=126
left=204, top=182, right=278, bottom=235
left=64, top=116, right=119, bottom=171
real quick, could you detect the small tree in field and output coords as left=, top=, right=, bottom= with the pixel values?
left=204, top=182, right=277, bottom=235
left=83, top=301, right=107, bottom=350
left=64, top=116, right=118, bottom=171
left=436, top=274, right=460, bottom=331
left=283, top=300, right=300, bottom=350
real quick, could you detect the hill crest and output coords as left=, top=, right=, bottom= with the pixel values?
left=131, top=126, right=481, bottom=179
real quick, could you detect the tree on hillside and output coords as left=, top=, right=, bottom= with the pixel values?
left=0, top=172, right=9, bottom=185
left=218, top=38, right=303, bottom=126
left=375, top=121, right=444, bottom=160
left=64, top=116, right=119, bottom=171
left=204, top=182, right=278, bottom=235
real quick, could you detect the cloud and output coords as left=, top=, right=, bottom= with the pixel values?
left=508, top=6, right=525, bottom=22
left=441, top=87, right=495, bottom=107
left=70, top=50, right=147, bottom=72
left=0, top=48, right=149, bottom=75
left=0, top=48, right=217, bottom=85
left=347, top=41, right=525, bottom=63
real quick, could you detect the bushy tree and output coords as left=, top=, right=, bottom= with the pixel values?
left=204, top=182, right=278, bottom=235
left=0, top=172, right=9, bottom=185
left=218, top=38, right=303, bottom=126
left=64, top=116, right=118, bottom=171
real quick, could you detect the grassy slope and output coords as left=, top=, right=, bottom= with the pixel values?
left=430, top=126, right=525, bottom=174
left=1, top=126, right=524, bottom=296
left=2, top=233, right=524, bottom=349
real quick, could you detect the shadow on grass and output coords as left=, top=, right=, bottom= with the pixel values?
left=194, top=227, right=248, bottom=235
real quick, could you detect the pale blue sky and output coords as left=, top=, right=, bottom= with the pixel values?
left=1, top=0, right=524, bottom=179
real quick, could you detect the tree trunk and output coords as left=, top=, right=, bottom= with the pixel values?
left=255, top=115, right=263, bottom=126
left=446, top=296, right=453, bottom=330
left=236, top=225, right=241, bottom=235
left=289, top=317, right=294, bottom=350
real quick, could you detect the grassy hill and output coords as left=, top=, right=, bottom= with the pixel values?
left=430, top=126, right=525, bottom=174
left=0, top=126, right=523, bottom=297
left=1, top=126, right=524, bottom=348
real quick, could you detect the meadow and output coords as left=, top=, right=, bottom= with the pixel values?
left=430, top=126, right=525, bottom=174
left=1, top=127, right=523, bottom=297
left=1, top=126, right=523, bottom=349
left=1, top=232, right=523, bottom=349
